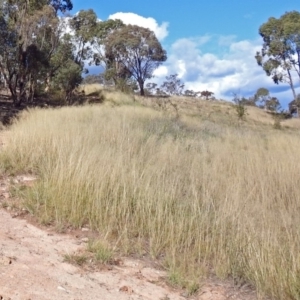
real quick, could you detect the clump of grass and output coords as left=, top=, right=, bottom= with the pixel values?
left=233, top=95, right=247, bottom=122
left=273, top=115, right=283, bottom=130
left=168, top=270, right=184, bottom=287
left=3, top=105, right=300, bottom=299
left=167, top=268, right=199, bottom=296
left=63, top=253, right=88, bottom=266
left=87, top=239, right=113, bottom=264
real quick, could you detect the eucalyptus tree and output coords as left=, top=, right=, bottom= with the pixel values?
left=93, top=19, right=125, bottom=88
left=184, top=90, right=199, bottom=97
left=0, top=0, right=73, bottom=106
left=265, top=96, right=281, bottom=112
left=92, top=19, right=124, bottom=66
left=200, top=90, right=214, bottom=100
left=69, top=9, right=98, bottom=66
left=256, top=11, right=300, bottom=100
left=254, top=87, right=270, bottom=110
left=104, top=25, right=167, bottom=95
left=160, top=74, right=184, bottom=96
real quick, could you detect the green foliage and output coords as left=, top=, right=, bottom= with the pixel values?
left=254, top=88, right=282, bottom=112
left=87, top=240, right=113, bottom=264
left=256, top=11, right=300, bottom=99
left=0, top=0, right=75, bottom=106
left=236, top=103, right=247, bottom=121
left=104, top=24, right=167, bottom=96
left=160, top=74, right=184, bottom=96
left=255, top=87, right=269, bottom=100
left=63, top=253, right=88, bottom=266
left=288, top=94, right=300, bottom=116
left=183, top=89, right=199, bottom=97
left=200, top=90, right=214, bottom=100
left=145, top=82, right=158, bottom=95
left=53, top=59, right=82, bottom=104
left=233, top=95, right=247, bottom=121
left=0, top=4, right=165, bottom=103
left=238, top=97, right=256, bottom=106
left=254, top=87, right=270, bottom=109
left=93, top=19, right=125, bottom=66
left=69, top=9, right=98, bottom=66
left=265, top=96, right=281, bottom=112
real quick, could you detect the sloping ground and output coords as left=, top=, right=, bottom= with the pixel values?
left=54, top=84, right=300, bottom=130
left=0, top=201, right=185, bottom=300
left=0, top=175, right=262, bottom=300
left=0, top=197, right=258, bottom=300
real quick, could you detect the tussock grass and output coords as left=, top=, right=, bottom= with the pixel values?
left=87, top=239, right=113, bottom=263
left=2, top=105, right=300, bottom=299
left=63, top=253, right=88, bottom=266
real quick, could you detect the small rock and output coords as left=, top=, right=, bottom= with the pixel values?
left=57, top=286, right=68, bottom=293
left=21, top=175, right=37, bottom=182
left=180, top=291, right=189, bottom=298
left=119, top=286, right=133, bottom=294
left=81, top=237, right=89, bottom=243
left=0, top=256, right=12, bottom=265
left=81, top=228, right=89, bottom=232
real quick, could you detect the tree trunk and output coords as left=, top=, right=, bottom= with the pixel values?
left=45, top=73, right=51, bottom=92
left=28, top=76, right=35, bottom=103
left=138, top=79, right=145, bottom=96
left=287, top=69, right=297, bottom=99
left=8, top=79, right=26, bottom=107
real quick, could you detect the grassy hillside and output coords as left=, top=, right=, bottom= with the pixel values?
left=2, top=89, right=300, bottom=299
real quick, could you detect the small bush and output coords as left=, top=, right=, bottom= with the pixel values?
left=273, top=116, right=282, bottom=129
left=87, top=240, right=113, bottom=264
left=233, top=95, right=247, bottom=121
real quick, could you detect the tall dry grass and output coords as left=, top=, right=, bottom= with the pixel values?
left=2, top=105, right=300, bottom=299
left=79, top=83, right=137, bottom=106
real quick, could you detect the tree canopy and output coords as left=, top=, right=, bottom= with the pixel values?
left=256, top=11, right=300, bottom=100
left=0, top=3, right=169, bottom=104
left=160, top=74, right=184, bottom=96
left=0, top=0, right=77, bottom=105
left=104, top=24, right=167, bottom=96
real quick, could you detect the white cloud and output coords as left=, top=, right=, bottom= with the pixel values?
left=151, top=35, right=295, bottom=106
left=108, top=12, right=169, bottom=41
left=153, top=66, right=168, bottom=77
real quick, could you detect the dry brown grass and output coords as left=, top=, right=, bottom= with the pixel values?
left=80, top=83, right=300, bottom=129
left=2, top=92, right=300, bottom=299
left=79, top=83, right=105, bottom=95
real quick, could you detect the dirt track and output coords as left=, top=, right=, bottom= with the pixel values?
left=0, top=205, right=189, bottom=300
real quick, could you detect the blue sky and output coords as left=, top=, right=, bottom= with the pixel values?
left=71, top=0, right=300, bottom=107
